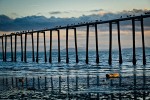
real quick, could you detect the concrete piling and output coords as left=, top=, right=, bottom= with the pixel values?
left=140, top=17, right=146, bottom=65
left=108, top=22, right=112, bottom=65
left=10, top=35, right=13, bottom=61
left=43, top=32, right=47, bottom=62
left=14, top=34, right=17, bottom=62
left=74, top=28, right=79, bottom=63
left=4, top=34, right=7, bottom=61
left=36, top=32, right=39, bottom=63
left=24, top=33, right=27, bottom=62
left=117, top=21, right=122, bottom=64
left=49, top=30, right=52, bottom=63
left=20, top=34, right=23, bottom=61
left=1, top=36, right=5, bottom=61
left=95, top=24, right=99, bottom=63
left=66, top=28, right=69, bottom=63
left=86, top=25, right=89, bottom=64
left=57, top=30, right=61, bottom=63
left=132, top=18, right=136, bottom=65
left=31, top=33, right=35, bottom=62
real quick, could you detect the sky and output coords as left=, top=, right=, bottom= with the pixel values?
left=0, top=0, right=150, bottom=51
left=0, top=0, right=150, bottom=18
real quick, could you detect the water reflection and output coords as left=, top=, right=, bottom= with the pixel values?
left=0, top=67, right=150, bottom=99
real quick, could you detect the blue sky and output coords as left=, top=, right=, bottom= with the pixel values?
left=0, top=0, right=150, bottom=31
left=0, top=0, right=150, bottom=18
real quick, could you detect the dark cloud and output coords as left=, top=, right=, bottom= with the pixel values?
left=49, top=11, right=69, bottom=15
left=89, top=9, right=104, bottom=12
left=0, top=9, right=150, bottom=31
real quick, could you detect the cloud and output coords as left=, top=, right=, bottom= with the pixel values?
left=0, top=9, right=150, bottom=31
left=49, top=11, right=69, bottom=15
left=89, top=9, right=104, bottom=12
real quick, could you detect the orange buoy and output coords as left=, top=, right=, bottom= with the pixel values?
left=106, top=73, right=120, bottom=78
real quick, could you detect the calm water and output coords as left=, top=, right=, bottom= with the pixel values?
left=0, top=48, right=150, bottom=99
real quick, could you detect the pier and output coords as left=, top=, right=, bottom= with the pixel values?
left=0, top=14, right=150, bottom=65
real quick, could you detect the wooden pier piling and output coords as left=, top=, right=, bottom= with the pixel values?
left=31, top=33, right=35, bottom=62
left=117, top=21, right=122, bottom=64
left=49, top=30, right=52, bottom=63
left=20, top=34, right=23, bottom=61
left=74, top=28, right=79, bottom=63
left=66, top=28, right=69, bottom=63
left=108, top=22, right=112, bottom=65
left=95, top=24, right=99, bottom=63
left=86, top=25, right=89, bottom=64
left=43, top=32, right=47, bottom=62
left=132, top=18, right=136, bottom=65
left=4, top=34, right=7, bottom=61
left=140, top=17, right=146, bottom=65
left=24, top=33, right=27, bottom=62
left=10, top=35, right=13, bottom=61
left=57, top=30, right=61, bottom=62
left=14, top=34, right=17, bottom=62
left=36, top=32, right=39, bottom=63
